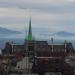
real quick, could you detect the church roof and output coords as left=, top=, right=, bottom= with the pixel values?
left=48, top=44, right=65, bottom=49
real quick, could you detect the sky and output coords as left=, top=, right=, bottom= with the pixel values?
left=0, top=0, right=75, bottom=39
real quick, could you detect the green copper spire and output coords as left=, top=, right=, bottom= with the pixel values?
left=28, top=18, right=32, bottom=40
left=27, top=18, right=32, bottom=41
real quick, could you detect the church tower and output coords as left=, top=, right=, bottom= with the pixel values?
left=25, top=18, right=34, bottom=58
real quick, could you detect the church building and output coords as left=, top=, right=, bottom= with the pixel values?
left=2, top=18, right=74, bottom=57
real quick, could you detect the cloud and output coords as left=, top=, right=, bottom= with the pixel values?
left=0, top=7, right=74, bottom=33
left=0, top=0, right=74, bottom=39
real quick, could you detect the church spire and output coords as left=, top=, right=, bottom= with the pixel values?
left=27, top=17, right=32, bottom=41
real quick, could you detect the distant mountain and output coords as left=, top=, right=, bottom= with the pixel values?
left=0, top=27, right=21, bottom=34
left=53, top=31, right=75, bottom=37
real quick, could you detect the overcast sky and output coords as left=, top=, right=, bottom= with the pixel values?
left=0, top=0, right=75, bottom=34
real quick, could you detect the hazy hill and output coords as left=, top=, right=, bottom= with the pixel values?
left=0, top=27, right=21, bottom=34
left=53, top=31, right=75, bottom=37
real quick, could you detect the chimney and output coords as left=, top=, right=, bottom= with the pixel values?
left=64, top=40, right=67, bottom=53
left=11, top=41, right=14, bottom=53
